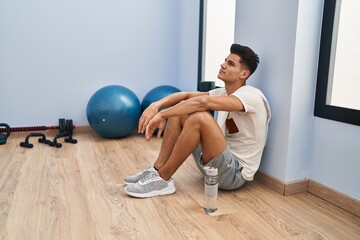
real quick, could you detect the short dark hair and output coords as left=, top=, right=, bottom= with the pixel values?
left=230, top=44, right=259, bottom=76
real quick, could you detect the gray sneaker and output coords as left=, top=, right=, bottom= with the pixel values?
left=123, top=165, right=156, bottom=185
left=125, top=170, right=176, bottom=198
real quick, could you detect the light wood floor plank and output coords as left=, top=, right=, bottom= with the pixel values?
left=0, top=130, right=359, bottom=240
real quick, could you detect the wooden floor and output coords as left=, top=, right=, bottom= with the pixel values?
left=0, top=130, right=359, bottom=240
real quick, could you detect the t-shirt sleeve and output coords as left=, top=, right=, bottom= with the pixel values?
left=231, top=88, right=262, bottom=114
left=209, top=88, right=227, bottom=96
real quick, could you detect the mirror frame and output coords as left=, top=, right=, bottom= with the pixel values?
left=314, top=0, right=360, bottom=126
left=197, top=0, right=205, bottom=91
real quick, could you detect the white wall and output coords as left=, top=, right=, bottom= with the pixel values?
left=235, top=0, right=360, bottom=200
left=178, top=0, right=200, bottom=92
left=311, top=119, right=360, bottom=199
left=286, top=0, right=324, bottom=181
left=235, top=0, right=299, bottom=181
left=0, top=0, right=183, bottom=127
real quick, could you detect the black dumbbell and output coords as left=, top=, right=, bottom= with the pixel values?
left=0, top=123, right=11, bottom=145
left=20, top=133, right=49, bottom=148
left=64, top=119, right=77, bottom=144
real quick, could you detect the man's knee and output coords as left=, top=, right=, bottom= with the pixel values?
left=166, top=115, right=183, bottom=129
left=182, top=111, right=214, bottom=127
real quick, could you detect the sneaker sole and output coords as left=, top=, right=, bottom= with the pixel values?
left=125, top=185, right=176, bottom=198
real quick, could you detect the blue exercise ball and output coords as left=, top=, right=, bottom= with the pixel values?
left=86, top=85, right=141, bottom=138
left=141, top=85, right=181, bottom=112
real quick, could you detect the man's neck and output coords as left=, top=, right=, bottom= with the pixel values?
left=225, top=81, right=246, bottom=95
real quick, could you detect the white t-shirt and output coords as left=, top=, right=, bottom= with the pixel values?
left=209, top=86, right=271, bottom=181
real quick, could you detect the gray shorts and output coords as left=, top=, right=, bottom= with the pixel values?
left=192, top=145, right=246, bottom=190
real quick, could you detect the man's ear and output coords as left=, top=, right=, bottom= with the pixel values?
left=241, top=69, right=250, bottom=79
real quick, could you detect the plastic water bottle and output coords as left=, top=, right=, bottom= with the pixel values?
left=204, top=166, right=218, bottom=213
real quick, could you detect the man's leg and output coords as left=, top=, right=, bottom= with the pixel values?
left=124, top=111, right=227, bottom=198
left=158, top=111, right=227, bottom=180
left=153, top=115, right=183, bottom=170
left=123, top=116, right=183, bottom=185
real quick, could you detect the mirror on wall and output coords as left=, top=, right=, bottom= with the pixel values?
left=325, top=0, right=360, bottom=110
left=197, top=0, right=236, bottom=91
left=315, top=0, right=360, bottom=125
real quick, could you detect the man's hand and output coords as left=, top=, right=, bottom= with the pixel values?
left=145, top=113, right=166, bottom=140
left=138, top=103, right=158, bottom=134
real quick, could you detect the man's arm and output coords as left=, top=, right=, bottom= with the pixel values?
left=159, top=94, right=245, bottom=118
left=153, top=92, right=209, bottom=110
left=138, top=91, right=208, bottom=134
left=143, top=94, right=245, bottom=140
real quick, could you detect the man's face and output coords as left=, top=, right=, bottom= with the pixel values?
left=217, top=53, right=249, bottom=82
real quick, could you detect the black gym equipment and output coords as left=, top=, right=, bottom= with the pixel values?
left=0, top=123, right=76, bottom=133
left=17, top=118, right=78, bottom=149
left=48, top=119, right=77, bottom=148
left=0, top=123, right=11, bottom=145
left=20, top=133, right=50, bottom=148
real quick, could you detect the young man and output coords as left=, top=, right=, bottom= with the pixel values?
left=124, top=44, right=271, bottom=198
